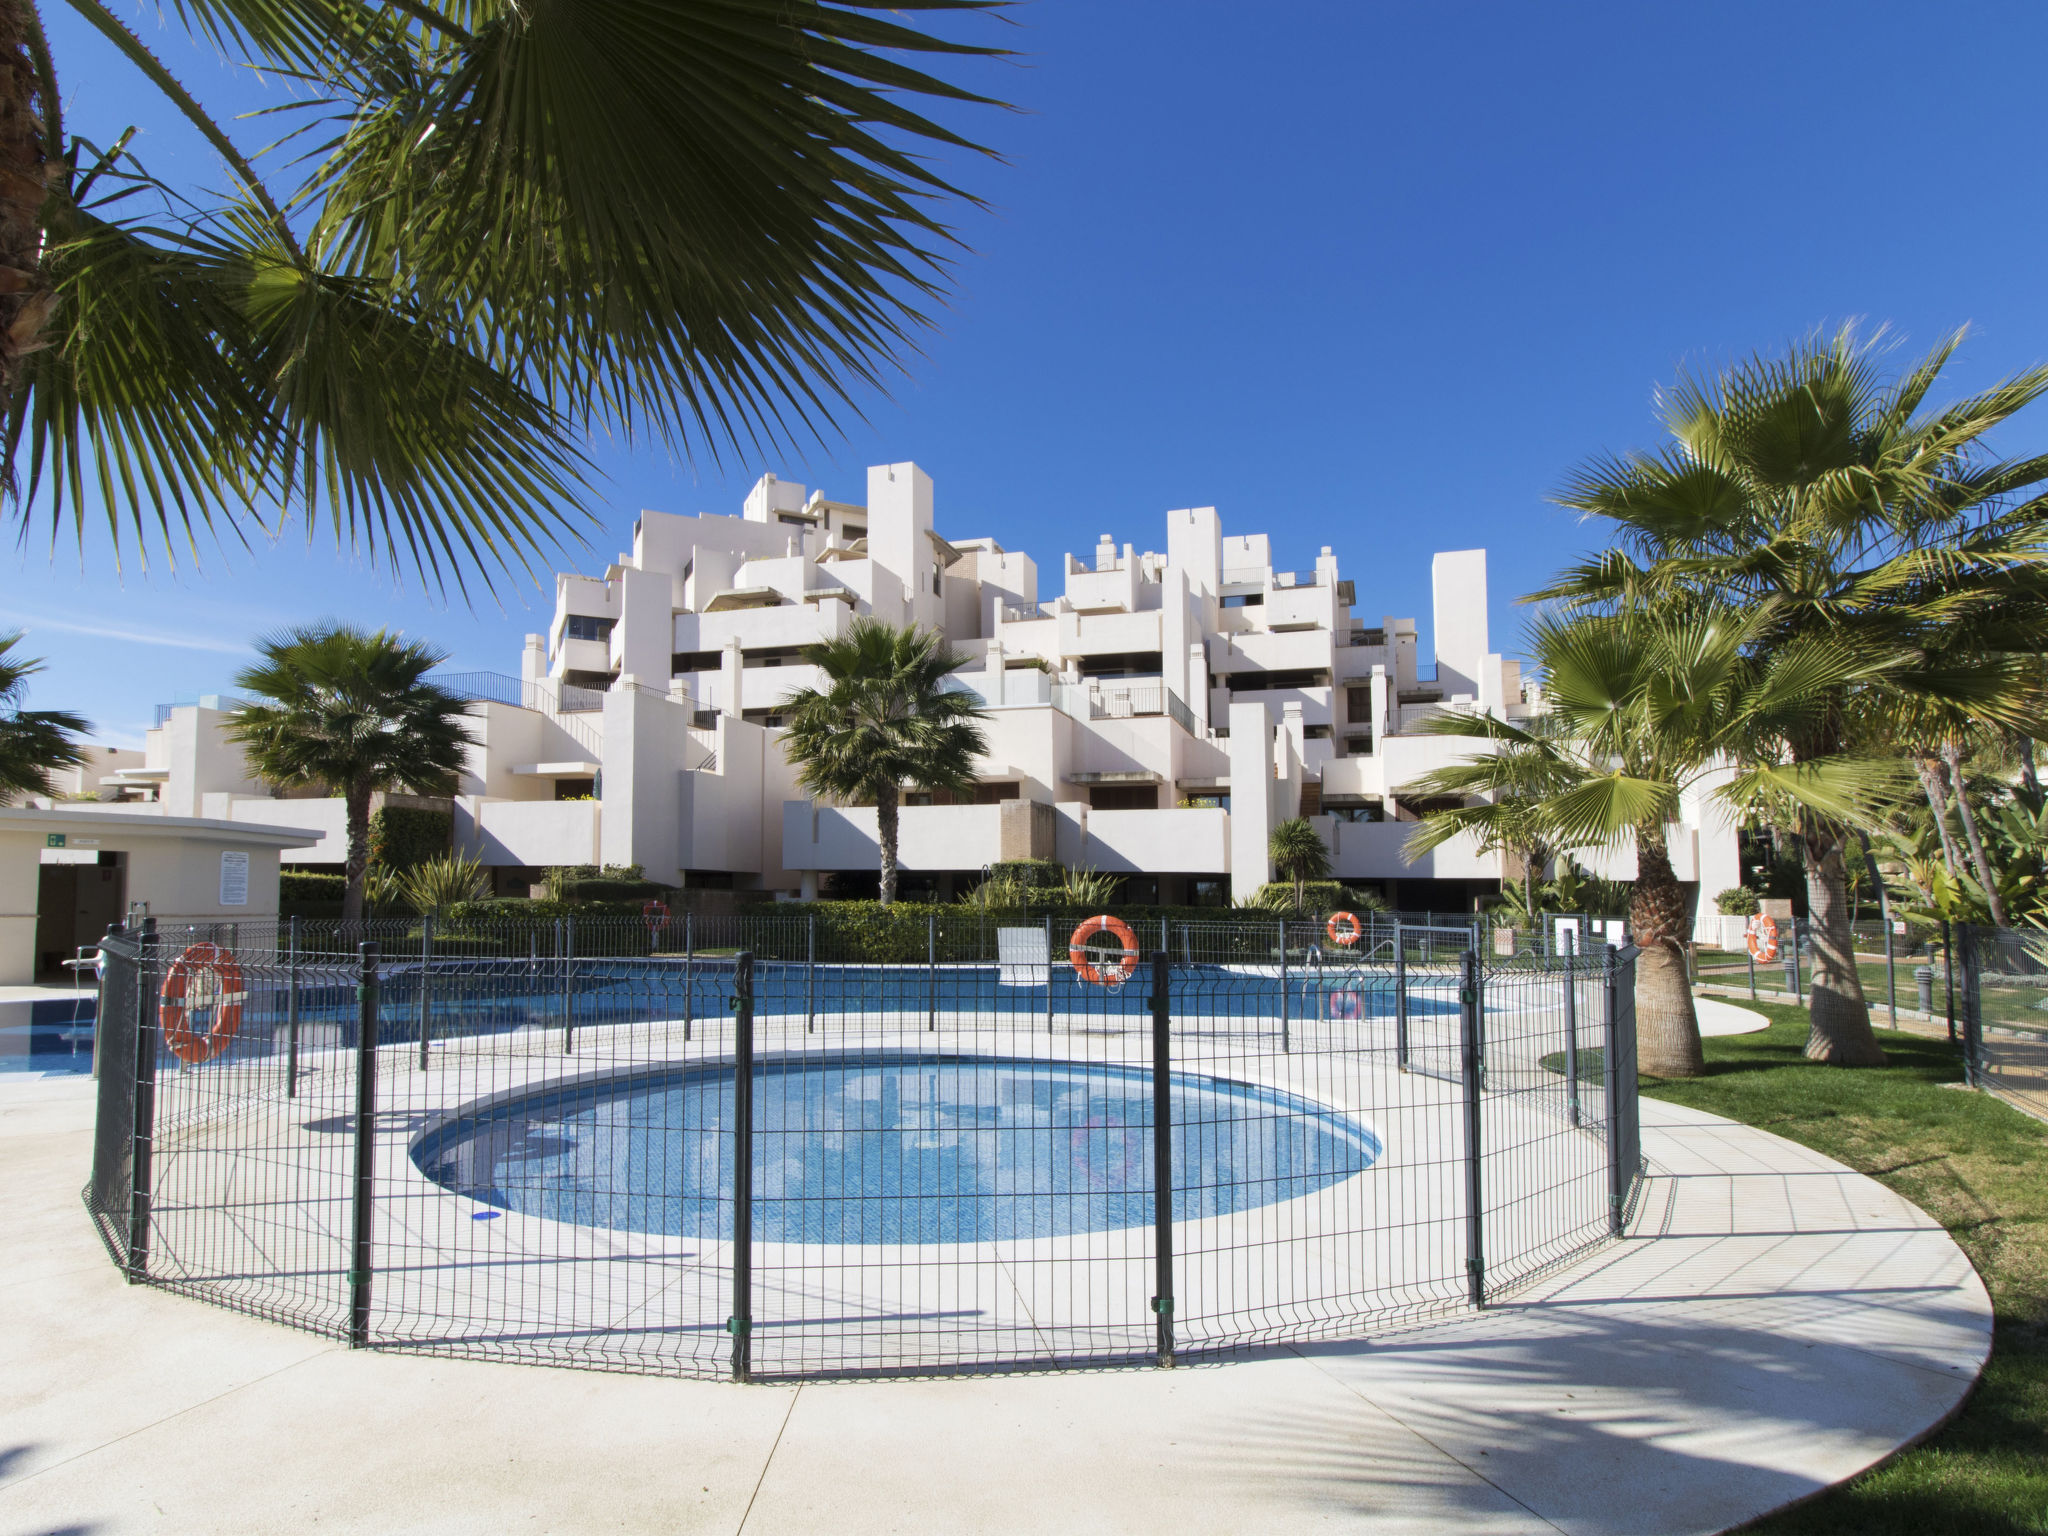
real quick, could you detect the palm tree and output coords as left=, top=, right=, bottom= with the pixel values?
left=780, top=620, right=989, bottom=906
left=1407, top=602, right=1891, bottom=1078
left=1538, top=326, right=2048, bottom=1065
left=0, top=631, right=88, bottom=802
left=1268, top=818, right=1332, bottom=912
left=1401, top=711, right=1581, bottom=923
left=10, top=2, right=1007, bottom=584
left=230, top=626, right=472, bottom=921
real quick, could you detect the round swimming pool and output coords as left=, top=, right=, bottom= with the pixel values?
left=414, top=1055, right=1382, bottom=1244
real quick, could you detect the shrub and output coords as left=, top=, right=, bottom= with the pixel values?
left=1715, top=886, right=1761, bottom=917
left=1242, top=881, right=1386, bottom=915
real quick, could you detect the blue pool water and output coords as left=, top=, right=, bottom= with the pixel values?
left=0, top=997, right=98, bottom=1075
left=413, top=1055, right=1383, bottom=1244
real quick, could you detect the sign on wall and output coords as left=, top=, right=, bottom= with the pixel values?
left=219, top=850, right=250, bottom=907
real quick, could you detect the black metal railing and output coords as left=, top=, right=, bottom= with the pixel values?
left=83, top=918, right=1644, bottom=1380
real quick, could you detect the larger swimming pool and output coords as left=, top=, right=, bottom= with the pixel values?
left=413, top=1054, right=1383, bottom=1244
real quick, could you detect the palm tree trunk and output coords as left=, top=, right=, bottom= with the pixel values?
left=342, top=782, right=373, bottom=925
left=1798, top=827, right=1886, bottom=1066
left=1943, top=741, right=2007, bottom=927
left=2016, top=734, right=2041, bottom=804
left=875, top=786, right=900, bottom=907
left=0, top=0, right=54, bottom=403
left=1630, top=822, right=1704, bottom=1078
left=1915, top=753, right=1966, bottom=877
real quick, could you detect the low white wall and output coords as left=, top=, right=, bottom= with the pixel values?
left=225, top=798, right=349, bottom=862
left=1328, top=819, right=1500, bottom=880
left=1082, top=809, right=1229, bottom=874
left=469, top=800, right=601, bottom=867
left=780, top=802, right=1003, bottom=871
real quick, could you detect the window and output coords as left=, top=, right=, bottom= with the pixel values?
left=777, top=513, right=811, bottom=527
left=672, top=651, right=720, bottom=674
left=1221, top=592, right=1264, bottom=608
left=1088, top=784, right=1158, bottom=811
left=743, top=646, right=806, bottom=667
left=1346, top=686, right=1373, bottom=720
left=973, top=783, right=1020, bottom=804
left=740, top=708, right=788, bottom=728
left=1304, top=724, right=1332, bottom=740
left=563, top=614, right=614, bottom=643
left=1224, top=669, right=1330, bottom=692
left=1078, top=652, right=1163, bottom=680
left=841, top=526, right=866, bottom=542
left=1326, top=802, right=1383, bottom=824
left=553, top=778, right=596, bottom=801
left=1190, top=879, right=1227, bottom=908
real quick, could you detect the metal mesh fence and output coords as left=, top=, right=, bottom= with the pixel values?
left=1955, top=926, right=2048, bottom=1123
left=83, top=915, right=1645, bottom=1380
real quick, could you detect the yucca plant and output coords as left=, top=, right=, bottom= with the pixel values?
left=400, top=853, right=489, bottom=919
left=10, top=2, right=1008, bottom=584
left=1060, top=866, right=1120, bottom=905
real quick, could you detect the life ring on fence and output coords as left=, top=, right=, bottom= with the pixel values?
left=1326, top=910, right=1363, bottom=947
left=642, top=899, right=670, bottom=931
left=159, top=943, right=247, bottom=1065
left=1745, top=914, right=1780, bottom=963
left=1068, top=915, right=1140, bottom=987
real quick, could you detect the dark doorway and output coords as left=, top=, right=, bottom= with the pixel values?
left=35, top=853, right=127, bottom=979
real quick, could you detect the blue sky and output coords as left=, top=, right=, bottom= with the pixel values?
left=14, top=2, right=2048, bottom=745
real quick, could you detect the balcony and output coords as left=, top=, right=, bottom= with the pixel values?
left=1052, top=679, right=1201, bottom=735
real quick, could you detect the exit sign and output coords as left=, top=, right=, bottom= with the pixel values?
left=45, top=833, right=64, bottom=848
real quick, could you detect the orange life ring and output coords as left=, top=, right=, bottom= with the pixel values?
left=1068, top=915, right=1140, bottom=987
left=642, top=899, right=670, bottom=932
left=1326, top=910, right=1363, bottom=947
left=1744, top=914, right=1780, bottom=963
left=160, top=943, right=247, bottom=1065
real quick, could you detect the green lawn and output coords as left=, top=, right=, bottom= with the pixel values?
left=1640, top=1000, right=2048, bottom=1535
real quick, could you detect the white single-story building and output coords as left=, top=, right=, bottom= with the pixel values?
left=0, top=808, right=318, bottom=983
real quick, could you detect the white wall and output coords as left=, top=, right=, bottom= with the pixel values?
left=1429, top=550, right=1489, bottom=698
left=1083, top=809, right=1229, bottom=874
left=780, top=802, right=1004, bottom=871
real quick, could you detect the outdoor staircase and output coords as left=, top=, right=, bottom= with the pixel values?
left=1298, top=781, right=1321, bottom=817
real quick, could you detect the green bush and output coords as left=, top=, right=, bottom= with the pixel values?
left=367, top=805, right=452, bottom=869
left=541, top=863, right=677, bottom=902
left=1714, top=885, right=1761, bottom=916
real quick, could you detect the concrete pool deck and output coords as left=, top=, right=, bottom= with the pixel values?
left=0, top=1069, right=1989, bottom=1536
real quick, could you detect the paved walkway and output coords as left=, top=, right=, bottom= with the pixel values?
left=0, top=1073, right=1989, bottom=1536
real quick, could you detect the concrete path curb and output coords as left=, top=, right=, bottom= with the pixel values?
left=0, top=1076, right=1990, bottom=1536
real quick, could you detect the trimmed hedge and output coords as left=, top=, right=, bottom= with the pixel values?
left=280, top=869, right=346, bottom=902
left=368, top=805, right=451, bottom=869
left=731, top=900, right=1341, bottom=964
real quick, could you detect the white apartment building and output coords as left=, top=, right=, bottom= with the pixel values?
left=47, top=462, right=1738, bottom=929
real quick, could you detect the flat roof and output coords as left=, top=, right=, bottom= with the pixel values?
left=0, top=807, right=323, bottom=848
